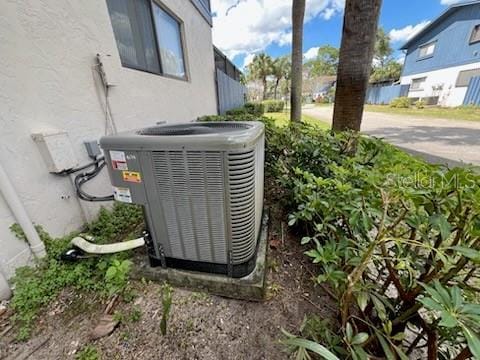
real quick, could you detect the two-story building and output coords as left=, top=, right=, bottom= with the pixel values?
left=400, top=0, right=480, bottom=106
left=0, top=0, right=229, bottom=299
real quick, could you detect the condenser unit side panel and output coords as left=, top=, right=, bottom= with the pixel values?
left=254, top=134, right=265, bottom=240
left=137, top=151, right=173, bottom=258
left=227, top=146, right=258, bottom=265
left=151, top=150, right=228, bottom=264
left=103, top=149, right=149, bottom=205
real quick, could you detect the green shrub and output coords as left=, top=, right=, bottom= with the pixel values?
left=415, top=99, right=426, bottom=109
left=265, top=121, right=480, bottom=359
left=10, top=203, right=143, bottom=340
left=225, top=107, right=248, bottom=116
left=244, top=102, right=265, bottom=116
left=224, top=102, right=264, bottom=117
left=389, top=96, right=411, bottom=108
left=314, top=97, right=330, bottom=104
left=262, top=100, right=285, bottom=113
left=198, top=114, right=265, bottom=122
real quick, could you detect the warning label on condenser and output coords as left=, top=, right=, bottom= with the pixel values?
left=110, top=150, right=128, bottom=170
left=113, top=186, right=132, bottom=203
left=122, top=171, right=142, bottom=183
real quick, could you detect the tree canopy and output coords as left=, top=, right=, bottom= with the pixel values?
left=247, top=53, right=274, bottom=100
left=370, top=27, right=402, bottom=82
left=308, top=45, right=339, bottom=77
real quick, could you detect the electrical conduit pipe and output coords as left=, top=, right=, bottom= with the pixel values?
left=0, top=161, right=46, bottom=259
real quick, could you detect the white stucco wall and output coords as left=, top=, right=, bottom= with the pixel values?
left=0, top=0, right=217, bottom=282
left=400, top=62, right=480, bottom=107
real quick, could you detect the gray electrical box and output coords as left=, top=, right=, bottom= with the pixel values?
left=84, top=140, right=102, bottom=159
left=100, top=122, right=265, bottom=277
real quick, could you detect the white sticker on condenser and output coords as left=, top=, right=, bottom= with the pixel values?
left=110, top=150, right=128, bottom=170
left=110, top=150, right=126, bottom=162
left=113, top=186, right=132, bottom=203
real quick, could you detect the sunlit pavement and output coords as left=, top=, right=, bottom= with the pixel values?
left=303, top=105, right=480, bottom=167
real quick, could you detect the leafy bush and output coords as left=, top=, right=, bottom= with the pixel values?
left=389, top=96, right=411, bottom=108
left=262, top=100, right=285, bottom=112
left=10, top=203, right=143, bottom=340
left=198, top=114, right=267, bottom=122
left=225, top=107, right=248, bottom=116
left=224, top=102, right=264, bottom=117
left=263, top=121, right=480, bottom=359
left=415, top=99, right=426, bottom=109
left=244, top=102, right=265, bottom=116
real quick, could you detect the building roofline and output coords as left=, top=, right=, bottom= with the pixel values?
left=399, top=0, right=480, bottom=50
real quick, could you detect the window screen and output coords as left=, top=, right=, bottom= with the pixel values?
left=418, top=42, right=435, bottom=58
left=456, top=68, right=480, bottom=87
left=411, top=77, right=426, bottom=90
left=152, top=4, right=186, bottom=78
left=106, top=0, right=186, bottom=79
left=470, top=24, right=480, bottom=44
left=106, top=0, right=160, bottom=73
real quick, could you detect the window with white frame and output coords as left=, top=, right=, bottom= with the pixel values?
left=418, top=42, right=436, bottom=58
left=456, top=68, right=480, bottom=87
left=106, top=0, right=186, bottom=79
left=410, top=77, right=427, bottom=91
left=470, top=24, right=480, bottom=44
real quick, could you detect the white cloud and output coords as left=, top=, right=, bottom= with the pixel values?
left=388, top=20, right=431, bottom=43
left=212, top=0, right=345, bottom=59
left=440, top=0, right=462, bottom=5
left=304, top=47, right=320, bottom=60
left=242, top=53, right=256, bottom=69
left=396, top=55, right=405, bottom=65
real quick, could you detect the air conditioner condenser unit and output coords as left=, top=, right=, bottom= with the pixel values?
left=100, top=122, right=264, bottom=278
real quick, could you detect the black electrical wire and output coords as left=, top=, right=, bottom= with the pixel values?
left=74, top=159, right=114, bottom=202
left=51, top=155, right=115, bottom=202
left=52, top=156, right=105, bottom=176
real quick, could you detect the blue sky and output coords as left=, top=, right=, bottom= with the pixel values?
left=211, top=0, right=462, bottom=69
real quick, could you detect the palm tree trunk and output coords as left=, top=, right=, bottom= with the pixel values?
left=332, top=0, right=382, bottom=131
left=274, top=78, right=280, bottom=99
left=262, top=78, right=267, bottom=100
left=290, top=0, right=305, bottom=122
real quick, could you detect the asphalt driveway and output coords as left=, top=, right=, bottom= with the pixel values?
left=304, top=105, right=480, bottom=167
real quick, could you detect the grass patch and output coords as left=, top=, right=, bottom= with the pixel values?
left=364, top=104, right=480, bottom=121
left=267, top=111, right=330, bottom=129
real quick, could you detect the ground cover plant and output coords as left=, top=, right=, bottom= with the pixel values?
left=262, top=119, right=480, bottom=359
left=9, top=203, right=144, bottom=340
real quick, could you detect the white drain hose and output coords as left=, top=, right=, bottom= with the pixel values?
left=71, top=236, right=145, bottom=254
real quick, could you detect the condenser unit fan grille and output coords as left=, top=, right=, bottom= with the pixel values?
left=138, top=123, right=251, bottom=136
left=151, top=150, right=228, bottom=263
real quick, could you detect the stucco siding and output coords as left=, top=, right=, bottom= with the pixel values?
left=400, top=62, right=480, bottom=106
left=402, top=4, right=480, bottom=77
left=0, top=0, right=217, bottom=280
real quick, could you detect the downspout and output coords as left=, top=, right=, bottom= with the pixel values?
left=0, top=161, right=46, bottom=258
left=0, top=265, right=11, bottom=300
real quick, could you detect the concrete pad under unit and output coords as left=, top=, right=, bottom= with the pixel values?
left=132, top=211, right=269, bottom=301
